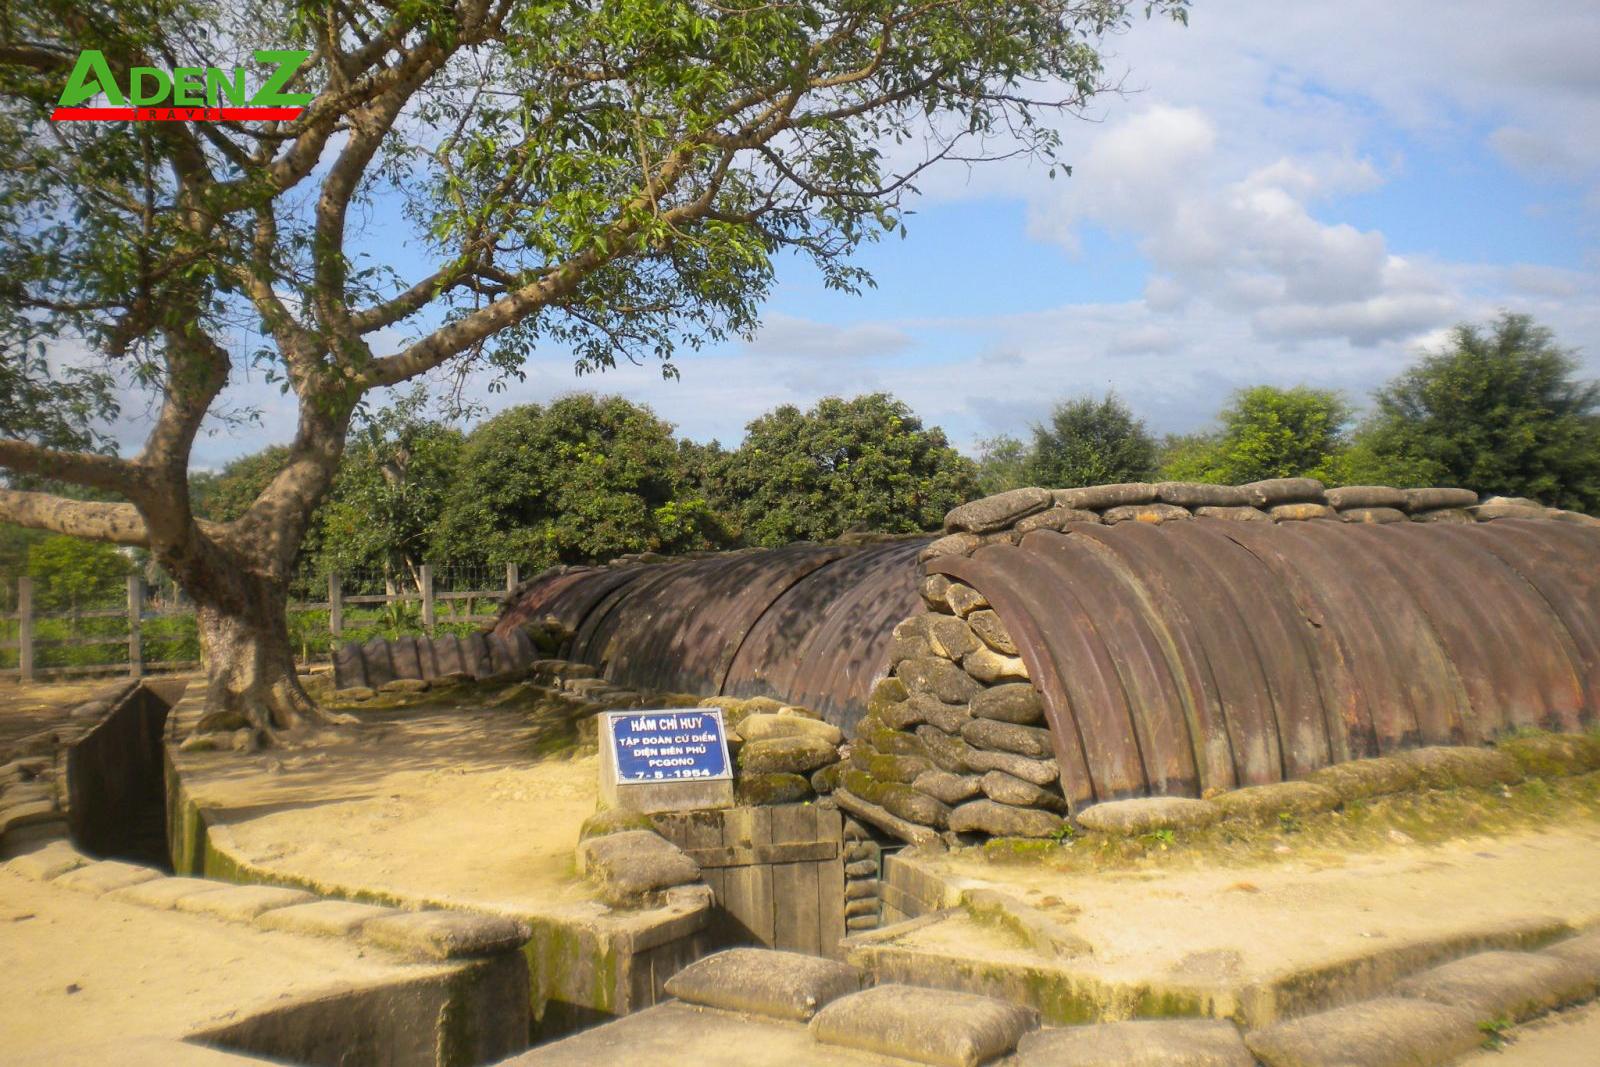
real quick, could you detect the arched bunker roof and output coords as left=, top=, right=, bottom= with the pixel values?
left=494, top=499, right=1600, bottom=801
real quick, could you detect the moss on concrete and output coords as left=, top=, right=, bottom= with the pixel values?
left=959, top=771, right=1600, bottom=876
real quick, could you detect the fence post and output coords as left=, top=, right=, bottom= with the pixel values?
left=420, top=564, right=435, bottom=631
left=18, top=576, right=33, bottom=683
left=505, top=563, right=519, bottom=597
left=328, top=572, right=343, bottom=639
left=127, top=574, right=144, bottom=678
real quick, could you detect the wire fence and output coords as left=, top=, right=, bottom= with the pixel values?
left=0, top=563, right=522, bottom=681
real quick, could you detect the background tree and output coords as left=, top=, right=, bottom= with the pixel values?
left=434, top=395, right=725, bottom=570
left=973, top=434, right=1030, bottom=495
left=1026, top=393, right=1157, bottom=488
left=1159, top=385, right=1353, bottom=484
left=315, top=391, right=463, bottom=593
left=0, top=0, right=1187, bottom=739
left=1343, top=314, right=1600, bottom=510
left=25, top=533, right=131, bottom=611
left=717, top=393, right=976, bottom=544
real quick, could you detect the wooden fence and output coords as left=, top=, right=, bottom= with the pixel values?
left=1, top=563, right=521, bottom=683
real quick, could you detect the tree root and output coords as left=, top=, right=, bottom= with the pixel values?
left=193, top=674, right=358, bottom=748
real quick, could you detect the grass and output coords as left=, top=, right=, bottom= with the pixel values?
left=977, top=771, right=1600, bottom=873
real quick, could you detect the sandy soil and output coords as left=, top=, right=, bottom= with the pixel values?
left=0, top=676, right=141, bottom=755
left=177, top=699, right=601, bottom=915
left=1458, top=1001, right=1600, bottom=1065
left=912, top=820, right=1600, bottom=987
left=0, top=866, right=448, bottom=1064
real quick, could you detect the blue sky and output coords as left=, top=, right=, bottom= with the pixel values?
left=179, top=0, right=1600, bottom=467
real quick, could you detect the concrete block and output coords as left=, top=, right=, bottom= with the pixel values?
left=1016, top=1019, right=1253, bottom=1066
left=1245, top=997, right=1480, bottom=1067
left=362, top=909, right=530, bottom=960
left=5, top=840, right=87, bottom=881
left=663, top=947, right=866, bottom=1021
left=107, top=876, right=226, bottom=910
left=52, top=859, right=162, bottom=896
left=176, top=885, right=319, bottom=922
left=1393, top=949, right=1596, bottom=1022
left=257, top=900, right=399, bottom=938
left=1074, top=796, right=1219, bottom=835
left=811, top=983, right=1039, bottom=1067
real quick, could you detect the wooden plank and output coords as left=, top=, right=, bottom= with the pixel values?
left=815, top=807, right=847, bottom=960
left=679, top=840, right=837, bottom=868
left=748, top=807, right=776, bottom=947
left=718, top=807, right=758, bottom=944
left=684, top=813, right=727, bottom=918
left=775, top=805, right=823, bottom=955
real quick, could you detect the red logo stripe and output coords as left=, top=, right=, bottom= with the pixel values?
left=52, top=106, right=304, bottom=121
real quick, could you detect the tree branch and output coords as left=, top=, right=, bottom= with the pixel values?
left=0, top=489, right=150, bottom=546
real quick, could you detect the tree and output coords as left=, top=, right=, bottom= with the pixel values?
left=26, top=533, right=130, bottom=611
left=434, top=395, right=725, bottom=569
left=190, top=448, right=294, bottom=524
left=1026, top=393, right=1157, bottom=488
left=0, top=0, right=1188, bottom=740
left=1159, top=385, right=1353, bottom=484
left=718, top=393, right=976, bottom=544
left=973, top=434, right=1030, bottom=495
left=315, top=391, right=464, bottom=592
left=1346, top=314, right=1600, bottom=511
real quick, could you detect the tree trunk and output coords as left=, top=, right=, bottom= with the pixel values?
left=184, top=553, right=353, bottom=744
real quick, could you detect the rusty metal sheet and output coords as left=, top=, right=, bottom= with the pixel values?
left=1212, top=520, right=1393, bottom=760
left=1065, top=527, right=1239, bottom=794
left=773, top=540, right=929, bottom=732
left=1458, top=521, right=1600, bottom=725
left=1342, top=523, right=1541, bottom=742
left=1400, top=522, right=1586, bottom=732
left=928, top=544, right=1100, bottom=809
left=1025, top=531, right=1199, bottom=797
left=1285, top=521, right=1468, bottom=748
left=1089, top=522, right=1284, bottom=788
left=600, top=545, right=852, bottom=699
left=1165, top=522, right=1333, bottom=779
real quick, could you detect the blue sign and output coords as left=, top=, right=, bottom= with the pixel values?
left=606, top=709, right=732, bottom=784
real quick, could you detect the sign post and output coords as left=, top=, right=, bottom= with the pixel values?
left=600, top=708, right=734, bottom=814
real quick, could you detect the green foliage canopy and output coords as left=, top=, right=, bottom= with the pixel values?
left=1026, top=393, right=1157, bottom=488
left=1160, top=385, right=1353, bottom=484
left=26, top=533, right=130, bottom=610
left=1348, top=313, right=1600, bottom=510
left=715, top=393, right=977, bottom=545
left=434, top=394, right=726, bottom=569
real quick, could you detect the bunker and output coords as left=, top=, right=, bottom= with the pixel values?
left=480, top=480, right=1600, bottom=828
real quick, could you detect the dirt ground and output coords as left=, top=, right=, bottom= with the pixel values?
left=0, top=675, right=149, bottom=755
left=907, top=816, right=1600, bottom=994
left=175, top=693, right=602, bottom=914
left=0, top=865, right=448, bottom=1064
left=1457, top=1000, right=1600, bottom=1065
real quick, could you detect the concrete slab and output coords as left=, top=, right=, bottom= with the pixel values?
left=107, top=876, right=228, bottom=910
left=174, top=884, right=318, bottom=922
left=500, top=1001, right=910, bottom=1066
left=1393, top=950, right=1596, bottom=1022
left=362, top=908, right=530, bottom=960
left=256, top=899, right=397, bottom=937
left=861, top=823, right=1600, bottom=1026
left=5, top=840, right=87, bottom=881
left=52, top=859, right=162, bottom=896
left=1245, top=997, right=1481, bottom=1067
left=0, top=866, right=500, bottom=1064
left=1016, top=1019, right=1252, bottom=1066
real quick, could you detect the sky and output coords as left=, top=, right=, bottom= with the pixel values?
left=168, top=0, right=1600, bottom=468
